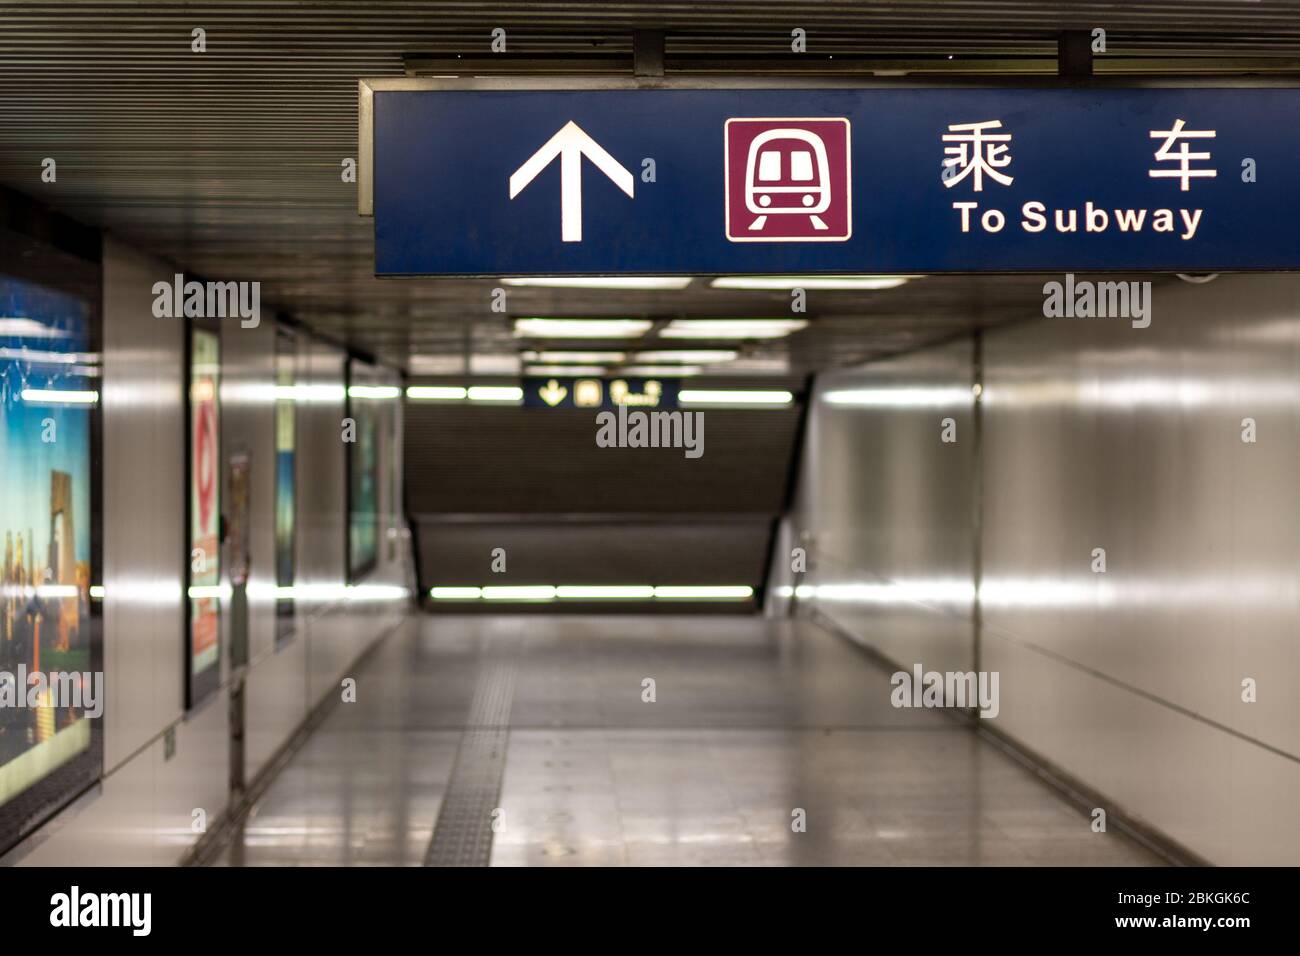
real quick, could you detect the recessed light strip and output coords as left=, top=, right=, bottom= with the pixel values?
left=678, top=389, right=794, bottom=407
left=710, top=276, right=917, bottom=291
left=502, top=277, right=692, bottom=290
left=405, top=385, right=523, bottom=403
left=660, top=320, right=807, bottom=340
left=430, top=585, right=755, bottom=602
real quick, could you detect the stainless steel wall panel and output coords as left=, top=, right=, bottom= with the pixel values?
left=99, top=236, right=186, bottom=768
left=795, top=274, right=1300, bottom=864
left=981, top=274, right=1300, bottom=864
left=796, top=337, right=977, bottom=675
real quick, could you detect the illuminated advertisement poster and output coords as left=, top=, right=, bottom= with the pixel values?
left=0, top=270, right=99, bottom=840
left=188, top=328, right=220, bottom=705
left=346, top=359, right=379, bottom=581
left=274, top=334, right=295, bottom=643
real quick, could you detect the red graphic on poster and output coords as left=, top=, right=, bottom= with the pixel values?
left=724, top=117, right=852, bottom=242
left=189, top=332, right=220, bottom=679
left=196, top=402, right=216, bottom=529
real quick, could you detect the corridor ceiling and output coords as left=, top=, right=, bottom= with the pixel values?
left=1, top=1, right=1298, bottom=371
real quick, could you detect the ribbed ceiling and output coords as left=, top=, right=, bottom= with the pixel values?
left=1, top=2, right=1298, bottom=372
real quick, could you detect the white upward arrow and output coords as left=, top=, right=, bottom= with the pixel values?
left=509, top=120, right=635, bottom=242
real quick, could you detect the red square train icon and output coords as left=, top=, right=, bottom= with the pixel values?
left=724, top=117, right=852, bottom=242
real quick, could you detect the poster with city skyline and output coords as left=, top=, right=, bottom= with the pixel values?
left=0, top=271, right=95, bottom=807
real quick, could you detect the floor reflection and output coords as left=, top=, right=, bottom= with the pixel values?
left=210, top=614, right=1160, bottom=867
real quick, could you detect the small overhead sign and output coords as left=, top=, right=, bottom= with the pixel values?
left=363, top=81, right=1300, bottom=274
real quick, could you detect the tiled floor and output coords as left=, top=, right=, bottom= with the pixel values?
left=209, top=615, right=1161, bottom=866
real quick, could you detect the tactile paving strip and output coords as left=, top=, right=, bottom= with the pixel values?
left=424, top=644, right=518, bottom=867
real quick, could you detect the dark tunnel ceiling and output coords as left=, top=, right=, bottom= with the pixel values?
left=0, top=2, right=1296, bottom=372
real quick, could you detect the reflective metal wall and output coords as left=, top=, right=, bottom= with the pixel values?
left=981, top=275, right=1300, bottom=866
left=794, top=275, right=1300, bottom=865
left=792, top=337, right=977, bottom=675
left=12, top=237, right=412, bottom=866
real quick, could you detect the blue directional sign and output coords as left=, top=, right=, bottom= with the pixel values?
left=370, top=87, right=1300, bottom=274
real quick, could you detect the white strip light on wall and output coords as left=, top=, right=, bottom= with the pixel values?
left=273, top=384, right=346, bottom=403
left=20, top=388, right=99, bottom=404
left=430, top=586, right=484, bottom=600
left=404, top=385, right=523, bottom=403
left=430, top=584, right=754, bottom=602
left=347, top=384, right=401, bottom=400
left=555, top=585, right=655, bottom=599
left=467, top=385, right=523, bottom=403
left=822, top=386, right=975, bottom=408
left=481, top=585, right=557, bottom=601
left=407, top=385, right=468, bottom=401
left=187, top=584, right=231, bottom=601
left=502, top=277, right=692, bottom=290
left=678, top=389, right=794, bottom=407
left=652, top=585, right=753, bottom=600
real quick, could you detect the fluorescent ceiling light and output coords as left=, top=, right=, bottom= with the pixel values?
left=619, top=365, right=702, bottom=377
left=20, top=388, right=99, bottom=405
left=632, top=350, right=737, bottom=363
left=525, top=365, right=606, bottom=376
left=660, top=319, right=807, bottom=340
left=679, top=389, right=794, bottom=406
left=0, top=317, right=71, bottom=339
left=346, top=384, right=401, bottom=400
left=710, top=276, right=916, bottom=291
left=467, top=385, right=523, bottom=403
left=501, top=277, right=692, bottom=290
left=653, top=586, right=754, bottom=600
left=515, top=318, right=652, bottom=339
left=523, top=351, right=626, bottom=363
left=407, top=385, right=468, bottom=401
